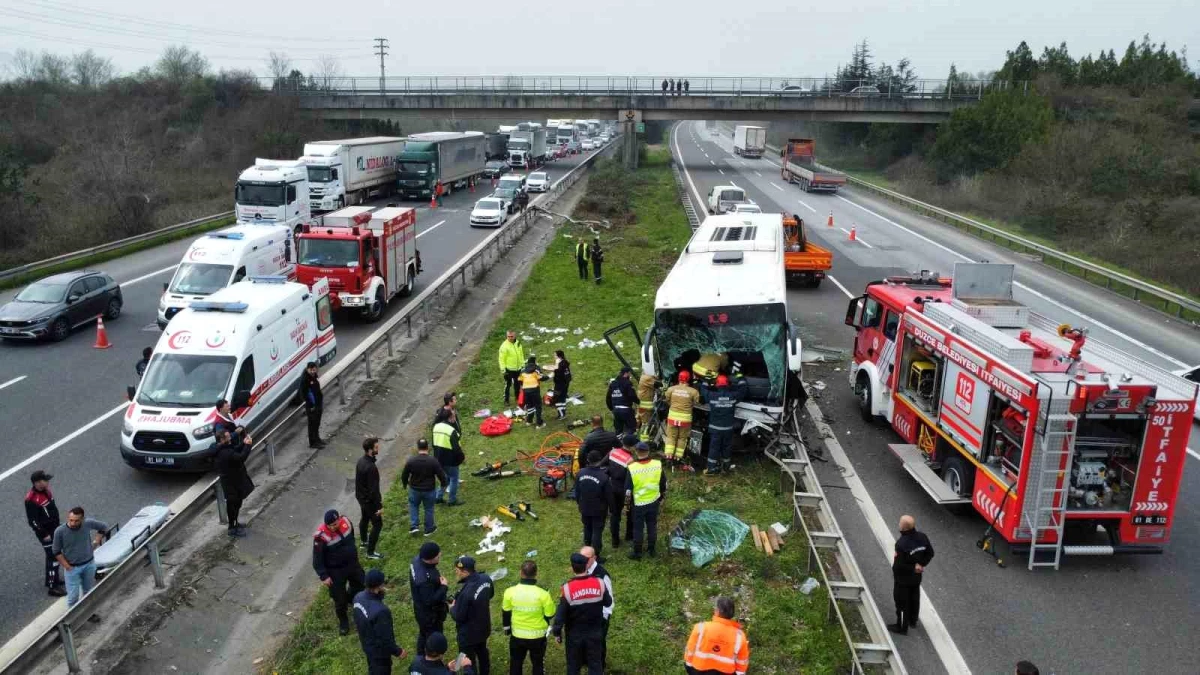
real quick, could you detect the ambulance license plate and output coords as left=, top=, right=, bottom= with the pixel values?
left=145, top=457, right=175, bottom=466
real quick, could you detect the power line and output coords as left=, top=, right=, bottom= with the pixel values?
left=373, top=38, right=389, bottom=94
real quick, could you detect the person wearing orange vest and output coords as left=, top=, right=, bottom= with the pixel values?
left=662, top=370, right=701, bottom=469
left=435, top=180, right=445, bottom=207
left=684, top=596, right=750, bottom=675
left=313, top=508, right=366, bottom=635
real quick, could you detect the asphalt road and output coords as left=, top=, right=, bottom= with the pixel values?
left=673, top=120, right=1200, bottom=674
left=0, top=146, right=601, bottom=641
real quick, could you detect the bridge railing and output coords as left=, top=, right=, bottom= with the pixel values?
left=263, top=76, right=1022, bottom=100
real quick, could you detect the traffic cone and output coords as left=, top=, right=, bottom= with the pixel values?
left=827, top=211, right=834, bottom=227
left=430, top=195, right=437, bottom=209
left=848, top=225, right=857, bottom=242
left=93, top=316, right=112, bottom=349
left=470, top=178, right=475, bottom=193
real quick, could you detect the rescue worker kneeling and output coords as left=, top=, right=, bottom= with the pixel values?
left=663, top=370, right=701, bottom=468
left=684, top=596, right=750, bottom=675
left=700, top=374, right=746, bottom=475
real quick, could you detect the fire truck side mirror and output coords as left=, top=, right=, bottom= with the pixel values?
left=844, top=296, right=864, bottom=329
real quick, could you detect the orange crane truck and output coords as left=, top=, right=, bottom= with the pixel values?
left=782, top=213, right=832, bottom=288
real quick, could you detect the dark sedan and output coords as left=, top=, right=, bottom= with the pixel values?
left=482, top=160, right=510, bottom=179
left=0, top=270, right=123, bottom=341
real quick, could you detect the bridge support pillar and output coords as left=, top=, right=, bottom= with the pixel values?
left=623, top=120, right=638, bottom=170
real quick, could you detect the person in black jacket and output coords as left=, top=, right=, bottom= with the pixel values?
left=437, top=392, right=462, bottom=434
left=403, top=439, right=449, bottom=535
left=605, top=367, right=639, bottom=437
left=135, top=346, right=152, bottom=378
left=889, top=514, right=934, bottom=635
left=602, top=434, right=635, bottom=549
left=215, top=428, right=254, bottom=537
left=410, top=632, right=475, bottom=674
left=353, top=569, right=410, bottom=675
left=411, top=542, right=449, bottom=657
left=450, top=556, right=494, bottom=675
left=299, top=361, right=326, bottom=448
left=356, top=437, right=384, bottom=559
left=213, top=398, right=244, bottom=445
left=699, top=374, right=746, bottom=475
left=313, top=508, right=366, bottom=635
left=589, top=237, right=603, bottom=284
left=550, top=350, right=572, bottom=420
left=25, top=470, right=65, bottom=596
left=552, top=553, right=612, bottom=675
left=575, top=452, right=611, bottom=560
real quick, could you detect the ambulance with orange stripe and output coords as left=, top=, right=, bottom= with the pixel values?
left=122, top=276, right=336, bottom=472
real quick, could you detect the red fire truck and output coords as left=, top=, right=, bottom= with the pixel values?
left=294, top=206, right=421, bottom=322
left=844, top=263, right=1196, bottom=569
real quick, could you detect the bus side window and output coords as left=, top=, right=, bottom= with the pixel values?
left=883, top=311, right=899, bottom=340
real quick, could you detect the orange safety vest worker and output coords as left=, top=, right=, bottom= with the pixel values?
left=684, top=613, right=750, bottom=675
left=662, top=372, right=700, bottom=461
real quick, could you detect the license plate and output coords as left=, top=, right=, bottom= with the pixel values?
left=145, top=456, right=175, bottom=466
left=1, top=328, right=18, bottom=335
left=1133, top=514, right=1167, bottom=525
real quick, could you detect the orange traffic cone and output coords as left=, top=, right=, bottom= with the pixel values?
left=430, top=195, right=438, bottom=209
left=827, top=211, right=834, bottom=227
left=848, top=225, right=857, bottom=242
left=93, top=316, right=112, bottom=349
left=470, top=178, right=475, bottom=193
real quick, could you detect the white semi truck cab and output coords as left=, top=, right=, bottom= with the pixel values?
left=235, top=159, right=311, bottom=233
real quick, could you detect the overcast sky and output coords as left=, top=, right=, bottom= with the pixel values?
left=0, top=0, right=1196, bottom=81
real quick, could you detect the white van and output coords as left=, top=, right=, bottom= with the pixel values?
left=123, top=276, right=336, bottom=472
left=157, top=225, right=295, bottom=328
left=707, top=185, right=748, bottom=214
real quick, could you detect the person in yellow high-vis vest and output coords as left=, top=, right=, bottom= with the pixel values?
left=635, top=372, right=658, bottom=442
left=575, top=239, right=589, bottom=280
left=662, top=370, right=701, bottom=468
left=624, top=442, right=667, bottom=559
left=519, top=357, right=548, bottom=428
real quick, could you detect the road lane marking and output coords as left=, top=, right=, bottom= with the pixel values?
left=835, top=195, right=1188, bottom=369
left=0, top=401, right=129, bottom=484
left=718, top=169, right=725, bottom=175
left=709, top=159, right=715, bottom=165
left=0, top=375, right=27, bottom=392
left=769, top=182, right=784, bottom=191
left=840, top=228, right=874, bottom=248
left=828, top=275, right=855, bottom=299
left=417, top=220, right=448, bottom=239
left=796, top=199, right=817, bottom=213
left=755, top=171, right=763, bottom=177
left=122, top=264, right=180, bottom=288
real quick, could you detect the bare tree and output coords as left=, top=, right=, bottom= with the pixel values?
left=38, top=53, right=71, bottom=86
left=155, top=45, right=208, bottom=84
left=71, top=50, right=115, bottom=88
left=312, top=54, right=342, bottom=90
left=267, top=51, right=292, bottom=80
left=10, top=48, right=41, bottom=81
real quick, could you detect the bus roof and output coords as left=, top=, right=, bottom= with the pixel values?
left=655, top=213, right=786, bottom=311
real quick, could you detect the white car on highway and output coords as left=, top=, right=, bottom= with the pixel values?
left=730, top=203, right=762, bottom=214
left=526, top=172, right=550, bottom=193
left=470, top=198, right=507, bottom=227
left=581, top=139, right=595, bottom=151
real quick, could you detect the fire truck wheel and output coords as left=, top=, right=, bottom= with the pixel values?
left=400, top=267, right=415, bottom=297
left=365, top=288, right=384, bottom=323
left=855, top=374, right=874, bottom=423
left=942, top=456, right=974, bottom=497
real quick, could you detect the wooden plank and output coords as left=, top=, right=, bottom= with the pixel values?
left=760, top=530, right=774, bottom=556
left=751, top=525, right=763, bottom=551
left=767, top=528, right=782, bottom=552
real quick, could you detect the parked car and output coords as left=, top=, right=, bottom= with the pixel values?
left=1172, top=365, right=1200, bottom=421
left=482, top=160, right=510, bottom=179
left=526, top=172, right=550, bottom=192
left=470, top=198, right=507, bottom=227
left=842, top=85, right=882, bottom=97
left=0, top=270, right=123, bottom=342
left=491, top=187, right=519, bottom=214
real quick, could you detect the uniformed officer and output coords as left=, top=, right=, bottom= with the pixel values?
left=411, top=541, right=450, bottom=655
left=518, top=357, right=548, bottom=428
left=502, top=561, right=556, bottom=675
left=605, top=367, right=639, bottom=437
left=624, top=442, right=667, bottom=559
left=589, top=237, right=603, bottom=284
left=634, top=372, right=658, bottom=441
left=410, top=632, right=476, bottom=674
left=450, top=556, right=494, bottom=675
left=580, top=546, right=614, bottom=669
left=662, top=371, right=701, bottom=469
left=24, top=470, right=65, bottom=596
left=603, top=435, right=636, bottom=549
left=575, top=452, right=611, bottom=559
left=575, top=238, right=590, bottom=280
left=889, top=514, right=934, bottom=635
left=313, top=509, right=366, bottom=635
left=551, top=553, right=613, bottom=674
left=353, top=569, right=410, bottom=675
left=700, top=374, right=746, bottom=474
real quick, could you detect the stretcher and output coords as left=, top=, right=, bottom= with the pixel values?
left=95, top=502, right=173, bottom=575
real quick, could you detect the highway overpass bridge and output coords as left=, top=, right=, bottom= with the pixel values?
left=290, top=76, right=1016, bottom=125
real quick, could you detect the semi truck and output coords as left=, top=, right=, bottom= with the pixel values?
left=295, top=206, right=420, bottom=322
left=300, top=137, right=406, bottom=212
left=508, top=122, right=548, bottom=169
left=781, top=214, right=832, bottom=288
left=234, top=159, right=310, bottom=233
left=845, top=262, right=1197, bottom=568
left=395, top=132, right=488, bottom=201
left=732, top=125, right=766, bottom=158
left=780, top=138, right=847, bottom=193
left=605, top=212, right=805, bottom=456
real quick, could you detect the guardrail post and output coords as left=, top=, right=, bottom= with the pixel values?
left=385, top=330, right=394, bottom=357
left=363, top=352, right=373, bottom=380
left=214, top=481, right=228, bottom=524
left=58, top=623, right=80, bottom=673
left=337, top=374, right=347, bottom=405
left=266, top=441, right=277, bottom=475
left=148, top=540, right=166, bottom=588
left=407, top=314, right=412, bottom=338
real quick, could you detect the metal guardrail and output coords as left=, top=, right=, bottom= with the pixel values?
left=670, top=161, right=701, bottom=230
left=0, top=140, right=619, bottom=674
left=0, top=211, right=234, bottom=285
left=264, top=76, right=1021, bottom=101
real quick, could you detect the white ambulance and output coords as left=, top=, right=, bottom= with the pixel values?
left=123, top=276, right=336, bottom=472
left=157, top=224, right=295, bottom=328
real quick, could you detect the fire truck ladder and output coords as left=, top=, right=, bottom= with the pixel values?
left=1026, top=412, right=1077, bottom=570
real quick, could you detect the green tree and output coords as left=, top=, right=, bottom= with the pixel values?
left=996, top=41, right=1037, bottom=84
left=1038, top=42, right=1076, bottom=85
left=929, top=91, right=1054, bottom=180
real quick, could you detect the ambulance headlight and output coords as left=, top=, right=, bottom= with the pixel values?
left=192, top=423, right=215, bottom=440
left=123, top=420, right=134, bottom=436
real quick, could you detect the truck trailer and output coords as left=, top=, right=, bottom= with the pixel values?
left=845, top=263, right=1197, bottom=568
left=732, top=125, right=766, bottom=158
left=395, top=132, right=488, bottom=201
left=300, top=137, right=406, bottom=212
left=780, top=138, right=847, bottom=193
left=508, top=123, right=548, bottom=169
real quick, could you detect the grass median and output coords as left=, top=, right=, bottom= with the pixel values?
left=271, top=147, right=851, bottom=674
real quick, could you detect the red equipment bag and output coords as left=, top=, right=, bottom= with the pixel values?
left=517, top=389, right=525, bottom=407
left=543, top=391, right=555, bottom=406
left=479, top=415, right=513, bottom=437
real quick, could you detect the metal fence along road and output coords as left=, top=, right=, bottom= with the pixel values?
left=0, top=139, right=619, bottom=674
left=262, top=76, right=1022, bottom=100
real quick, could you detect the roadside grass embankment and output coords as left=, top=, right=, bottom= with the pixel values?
left=270, top=147, right=851, bottom=674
